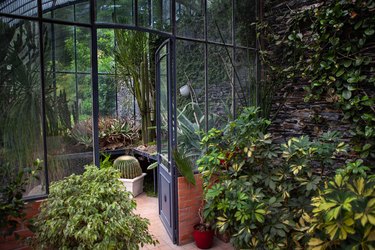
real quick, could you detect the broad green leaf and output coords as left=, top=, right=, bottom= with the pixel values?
left=308, top=238, right=324, bottom=246
left=336, top=69, right=345, bottom=77
left=365, top=28, right=375, bottom=36
left=342, top=90, right=352, bottom=100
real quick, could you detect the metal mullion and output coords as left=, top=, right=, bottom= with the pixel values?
left=171, top=0, right=176, bottom=36
left=51, top=9, right=56, bottom=99
left=74, top=4, right=80, bottom=122
left=148, top=0, right=151, bottom=26
left=256, top=0, right=262, bottom=107
left=90, top=0, right=100, bottom=166
left=231, top=0, right=236, bottom=118
left=96, top=22, right=172, bottom=37
left=45, top=70, right=115, bottom=75
left=170, top=36, right=178, bottom=245
left=114, top=29, right=118, bottom=117
left=204, top=0, right=208, bottom=133
left=37, top=0, right=50, bottom=195
left=24, top=194, right=48, bottom=202
left=0, top=11, right=39, bottom=22
left=41, top=17, right=91, bottom=27
left=135, top=0, right=138, bottom=26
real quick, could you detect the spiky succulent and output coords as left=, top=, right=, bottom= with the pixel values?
left=113, top=155, right=142, bottom=179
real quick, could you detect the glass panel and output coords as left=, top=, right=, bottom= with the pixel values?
left=98, top=74, right=136, bottom=152
left=53, top=24, right=74, bottom=72
left=98, top=29, right=115, bottom=74
left=76, top=27, right=91, bottom=73
left=159, top=46, right=169, bottom=165
left=235, top=0, right=256, bottom=47
left=97, top=0, right=135, bottom=24
left=176, top=0, right=204, bottom=39
left=0, top=19, right=44, bottom=197
left=208, top=44, right=233, bottom=129
left=44, top=23, right=93, bottom=183
left=75, top=1, right=90, bottom=23
left=0, top=0, right=38, bottom=17
left=176, top=40, right=204, bottom=164
left=42, top=1, right=90, bottom=24
left=99, top=75, right=117, bottom=117
left=117, top=79, right=135, bottom=119
left=77, top=73, right=92, bottom=120
left=44, top=3, right=74, bottom=22
left=235, top=48, right=256, bottom=114
left=138, top=0, right=151, bottom=27
left=152, top=0, right=170, bottom=32
left=207, top=0, right=232, bottom=44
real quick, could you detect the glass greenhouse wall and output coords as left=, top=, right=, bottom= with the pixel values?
left=0, top=0, right=258, bottom=198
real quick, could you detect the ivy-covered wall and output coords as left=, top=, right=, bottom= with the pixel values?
left=262, top=0, right=375, bottom=162
left=264, top=0, right=344, bottom=140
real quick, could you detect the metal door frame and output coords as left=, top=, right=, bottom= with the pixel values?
left=155, top=38, right=178, bottom=244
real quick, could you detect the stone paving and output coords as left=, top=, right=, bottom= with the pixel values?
left=135, top=193, right=234, bottom=250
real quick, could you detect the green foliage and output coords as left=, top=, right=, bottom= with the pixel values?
left=198, top=107, right=347, bottom=249
left=172, top=149, right=196, bottom=186
left=113, top=156, right=142, bottom=179
left=99, top=153, right=112, bottom=169
left=308, top=165, right=375, bottom=249
left=0, top=159, right=42, bottom=238
left=69, top=117, right=140, bottom=150
left=32, top=165, right=157, bottom=249
left=259, top=0, right=375, bottom=160
left=115, top=29, right=155, bottom=144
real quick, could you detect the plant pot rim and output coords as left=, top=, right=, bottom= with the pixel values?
left=119, top=173, right=146, bottom=182
left=193, top=223, right=212, bottom=232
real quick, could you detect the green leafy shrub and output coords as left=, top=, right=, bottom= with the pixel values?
left=32, top=165, right=157, bottom=249
left=308, top=162, right=375, bottom=250
left=198, top=107, right=347, bottom=249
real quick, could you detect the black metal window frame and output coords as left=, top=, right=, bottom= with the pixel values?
left=0, top=0, right=260, bottom=204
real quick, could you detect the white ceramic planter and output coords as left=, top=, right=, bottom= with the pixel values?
left=119, top=173, right=147, bottom=197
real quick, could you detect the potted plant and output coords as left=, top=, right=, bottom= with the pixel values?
left=113, top=155, right=146, bottom=197
left=193, top=208, right=214, bottom=249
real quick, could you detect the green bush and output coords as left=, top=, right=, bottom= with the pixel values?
left=308, top=163, right=375, bottom=250
left=32, top=165, right=157, bottom=249
left=198, top=107, right=347, bottom=249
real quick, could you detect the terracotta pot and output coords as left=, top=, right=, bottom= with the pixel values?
left=193, top=224, right=214, bottom=249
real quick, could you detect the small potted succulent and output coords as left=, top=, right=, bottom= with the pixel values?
left=193, top=208, right=214, bottom=249
left=113, top=155, right=146, bottom=196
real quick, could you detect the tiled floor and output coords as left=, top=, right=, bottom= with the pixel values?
left=135, top=193, right=234, bottom=250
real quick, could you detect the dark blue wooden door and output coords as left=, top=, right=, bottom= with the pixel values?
left=156, top=39, right=176, bottom=243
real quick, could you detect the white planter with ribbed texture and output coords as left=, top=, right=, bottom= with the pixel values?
left=119, top=173, right=147, bottom=197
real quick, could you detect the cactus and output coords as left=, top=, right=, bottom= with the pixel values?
left=113, top=156, right=142, bottom=179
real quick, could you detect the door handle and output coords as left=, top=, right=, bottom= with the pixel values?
left=164, top=195, right=167, bottom=202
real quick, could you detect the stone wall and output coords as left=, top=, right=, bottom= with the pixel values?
left=263, top=0, right=353, bottom=142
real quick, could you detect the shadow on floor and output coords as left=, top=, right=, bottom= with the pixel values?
left=135, top=193, right=234, bottom=250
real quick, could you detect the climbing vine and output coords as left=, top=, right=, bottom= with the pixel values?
left=259, top=0, right=375, bottom=161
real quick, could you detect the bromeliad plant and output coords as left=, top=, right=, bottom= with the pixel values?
left=198, top=107, right=347, bottom=249
left=69, top=117, right=140, bottom=150
left=307, top=162, right=375, bottom=250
